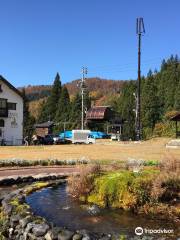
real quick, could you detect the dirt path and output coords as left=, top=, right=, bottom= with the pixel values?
left=0, top=166, right=79, bottom=178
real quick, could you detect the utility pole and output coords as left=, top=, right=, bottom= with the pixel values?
left=136, top=17, right=145, bottom=141
left=80, top=67, right=88, bottom=130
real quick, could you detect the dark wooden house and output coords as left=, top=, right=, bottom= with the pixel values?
left=86, top=106, right=123, bottom=134
left=86, top=106, right=114, bottom=122
left=34, top=121, right=54, bottom=137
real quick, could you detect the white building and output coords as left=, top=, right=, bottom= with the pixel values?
left=0, top=75, right=23, bottom=145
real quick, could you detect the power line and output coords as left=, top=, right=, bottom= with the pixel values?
left=71, top=58, right=180, bottom=85
left=88, top=57, right=163, bottom=71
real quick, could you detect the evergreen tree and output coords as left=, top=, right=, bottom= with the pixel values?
left=173, top=58, right=180, bottom=110
left=141, top=71, right=161, bottom=136
left=55, top=86, right=71, bottom=130
left=69, top=90, right=91, bottom=129
left=117, top=81, right=136, bottom=140
left=70, top=93, right=82, bottom=129
left=38, top=73, right=61, bottom=122
left=22, top=88, right=35, bottom=139
left=84, top=90, right=91, bottom=112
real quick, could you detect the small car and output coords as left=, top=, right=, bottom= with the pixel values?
left=51, top=134, right=62, bottom=144
left=43, top=135, right=54, bottom=145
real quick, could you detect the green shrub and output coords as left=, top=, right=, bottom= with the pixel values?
left=39, top=160, right=49, bottom=166
left=86, top=170, right=159, bottom=210
left=144, top=160, right=159, bottom=166
left=153, top=121, right=175, bottom=137
left=88, top=171, right=136, bottom=209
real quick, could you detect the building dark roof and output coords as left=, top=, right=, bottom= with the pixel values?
left=170, top=113, right=180, bottom=121
left=0, top=75, right=23, bottom=98
left=86, top=106, right=113, bottom=120
left=34, top=121, right=54, bottom=128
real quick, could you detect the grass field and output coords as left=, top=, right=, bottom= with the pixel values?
left=0, top=138, right=180, bottom=163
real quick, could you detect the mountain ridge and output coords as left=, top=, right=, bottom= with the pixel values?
left=19, top=77, right=127, bottom=101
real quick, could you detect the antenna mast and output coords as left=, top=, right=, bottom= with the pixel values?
left=136, top=17, right=145, bottom=141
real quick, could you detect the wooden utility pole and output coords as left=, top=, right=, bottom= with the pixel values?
left=80, top=67, right=87, bottom=130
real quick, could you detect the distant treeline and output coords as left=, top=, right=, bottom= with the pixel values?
left=20, top=78, right=125, bottom=102
left=19, top=85, right=52, bottom=101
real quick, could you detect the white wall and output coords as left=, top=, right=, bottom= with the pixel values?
left=0, top=80, right=23, bottom=145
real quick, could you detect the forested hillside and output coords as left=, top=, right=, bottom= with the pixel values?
left=116, top=55, right=180, bottom=139
left=20, top=78, right=125, bottom=102
left=65, top=78, right=125, bottom=95
left=19, top=85, right=51, bottom=101
left=21, top=77, right=125, bottom=120
left=22, top=55, right=180, bottom=139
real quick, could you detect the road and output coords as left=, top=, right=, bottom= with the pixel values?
left=0, top=166, right=79, bottom=178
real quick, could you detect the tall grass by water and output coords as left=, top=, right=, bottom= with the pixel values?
left=68, top=156, right=180, bottom=222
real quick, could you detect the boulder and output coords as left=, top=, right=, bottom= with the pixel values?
left=10, top=214, right=21, bottom=228
left=73, top=233, right=83, bottom=240
left=98, top=236, right=111, bottom=240
left=45, top=231, right=53, bottom=240
left=32, top=223, right=49, bottom=237
left=9, top=227, right=14, bottom=238
left=50, top=227, right=64, bottom=239
left=77, top=230, right=93, bottom=240
left=58, top=230, right=74, bottom=240
left=28, top=232, right=47, bottom=240
left=19, top=216, right=32, bottom=228
left=24, top=222, right=36, bottom=237
left=82, top=236, right=91, bottom=240
left=87, top=205, right=100, bottom=215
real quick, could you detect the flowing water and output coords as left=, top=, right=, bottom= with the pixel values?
left=26, top=183, right=179, bottom=238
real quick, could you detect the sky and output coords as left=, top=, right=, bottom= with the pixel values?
left=0, top=0, right=180, bottom=87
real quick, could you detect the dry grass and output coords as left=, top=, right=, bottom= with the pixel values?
left=68, top=164, right=101, bottom=200
left=151, top=155, right=180, bottom=202
left=0, top=138, right=180, bottom=163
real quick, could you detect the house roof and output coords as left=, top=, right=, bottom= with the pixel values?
left=170, top=113, right=180, bottom=121
left=86, top=106, right=112, bottom=120
left=34, top=121, right=54, bottom=128
left=0, top=75, right=23, bottom=98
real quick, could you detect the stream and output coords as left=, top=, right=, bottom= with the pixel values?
left=26, top=182, right=179, bottom=238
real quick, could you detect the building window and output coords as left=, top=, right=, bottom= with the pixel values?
left=8, top=102, right=16, bottom=110
left=0, top=85, right=2, bottom=92
left=0, top=119, right=4, bottom=127
left=0, top=98, right=8, bottom=117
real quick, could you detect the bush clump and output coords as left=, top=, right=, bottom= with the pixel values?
left=68, top=164, right=101, bottom=201
left=0, top=158, right=89, bottom=167
left=87, top=170, right=158, bottom=210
